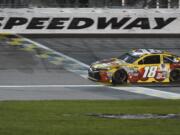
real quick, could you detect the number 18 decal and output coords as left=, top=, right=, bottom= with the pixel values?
left=143, top=66, right=158, bottom=78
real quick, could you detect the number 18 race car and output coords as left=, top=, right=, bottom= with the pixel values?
left=88, top=49, right=180, bottom=84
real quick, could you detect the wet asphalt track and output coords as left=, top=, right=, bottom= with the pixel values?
left=0, top=37, right=179, bottom=100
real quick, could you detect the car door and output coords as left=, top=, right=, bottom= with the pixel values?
left=137, top=54, right=163, bottom=83
left=163, top=54, right=179, bottom=82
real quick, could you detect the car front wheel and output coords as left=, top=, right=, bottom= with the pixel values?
left=112, top=69, right=128, bottom=85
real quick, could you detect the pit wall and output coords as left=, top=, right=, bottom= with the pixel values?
left=0, top=8, right=180, bottom=34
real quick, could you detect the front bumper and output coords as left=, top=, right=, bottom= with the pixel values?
left=88, top=69, right=111, bottom=82
left=88, top=69, right=100, bottom=81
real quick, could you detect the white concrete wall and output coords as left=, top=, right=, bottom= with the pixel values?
left=0, top=8, right=179, bottom=34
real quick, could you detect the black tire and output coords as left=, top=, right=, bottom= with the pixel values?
left=170, top=69, right=180, bottom=82
left=112, top=69, right=128, bottom=85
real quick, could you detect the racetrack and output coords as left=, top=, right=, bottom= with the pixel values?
left=33, top=37, right=180, bottom=65
left=0, top=36, right=179, bottom=100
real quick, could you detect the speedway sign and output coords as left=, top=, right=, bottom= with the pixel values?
left=0, top=11, right=179, bottom=34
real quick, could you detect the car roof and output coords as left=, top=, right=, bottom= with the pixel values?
left=129, top=49, right=171, bottom=57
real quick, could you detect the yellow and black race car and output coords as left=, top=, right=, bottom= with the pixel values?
left=88, top=49, right=180, bottom=84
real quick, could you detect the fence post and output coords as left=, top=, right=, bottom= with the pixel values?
left=122, top=0, right=125, bottom=7
left=168, top=0, right=171, bottom=8
left=156, top=0, right=159, bottom=8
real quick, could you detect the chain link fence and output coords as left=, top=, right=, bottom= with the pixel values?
left=0, top=0, right=179, bottom=8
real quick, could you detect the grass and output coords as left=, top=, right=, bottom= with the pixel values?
left=0, top=100, right=180, bottom=135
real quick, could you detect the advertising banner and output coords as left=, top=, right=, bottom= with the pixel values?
left=0, top=9, right=179, bottom=34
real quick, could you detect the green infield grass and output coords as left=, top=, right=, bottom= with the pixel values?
left=0, top=100, right=180, bottom=135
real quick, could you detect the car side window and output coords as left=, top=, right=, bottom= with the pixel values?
left=138, top=55, right=160, bottom=65
left=163, top=56, right=174, bottom=64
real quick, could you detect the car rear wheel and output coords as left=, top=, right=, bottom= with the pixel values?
left=112, top=69, right=128, bottom=85
left=170, top=69, right=180, bottom=82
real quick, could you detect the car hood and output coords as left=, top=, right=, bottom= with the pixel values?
left=91, top=58, right=127, bottom=70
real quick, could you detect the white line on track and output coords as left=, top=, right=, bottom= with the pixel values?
left=111, top=87, right=180, bottom=99
left=0, top=85, right=104, bottom=88
left=1, top=84, right=180, bottom=99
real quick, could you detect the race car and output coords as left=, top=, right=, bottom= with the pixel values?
left=88, top=49, right=180, bottom=84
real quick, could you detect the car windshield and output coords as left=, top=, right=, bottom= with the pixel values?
left=118, top=53, right=139, bottom=63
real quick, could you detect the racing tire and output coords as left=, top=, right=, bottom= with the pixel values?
left=112, top=69, right=128, bottom=85
left=170, top=69, right=180, bottom=82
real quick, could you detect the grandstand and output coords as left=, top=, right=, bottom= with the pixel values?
left=0, top=0, right=179, bottom=8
